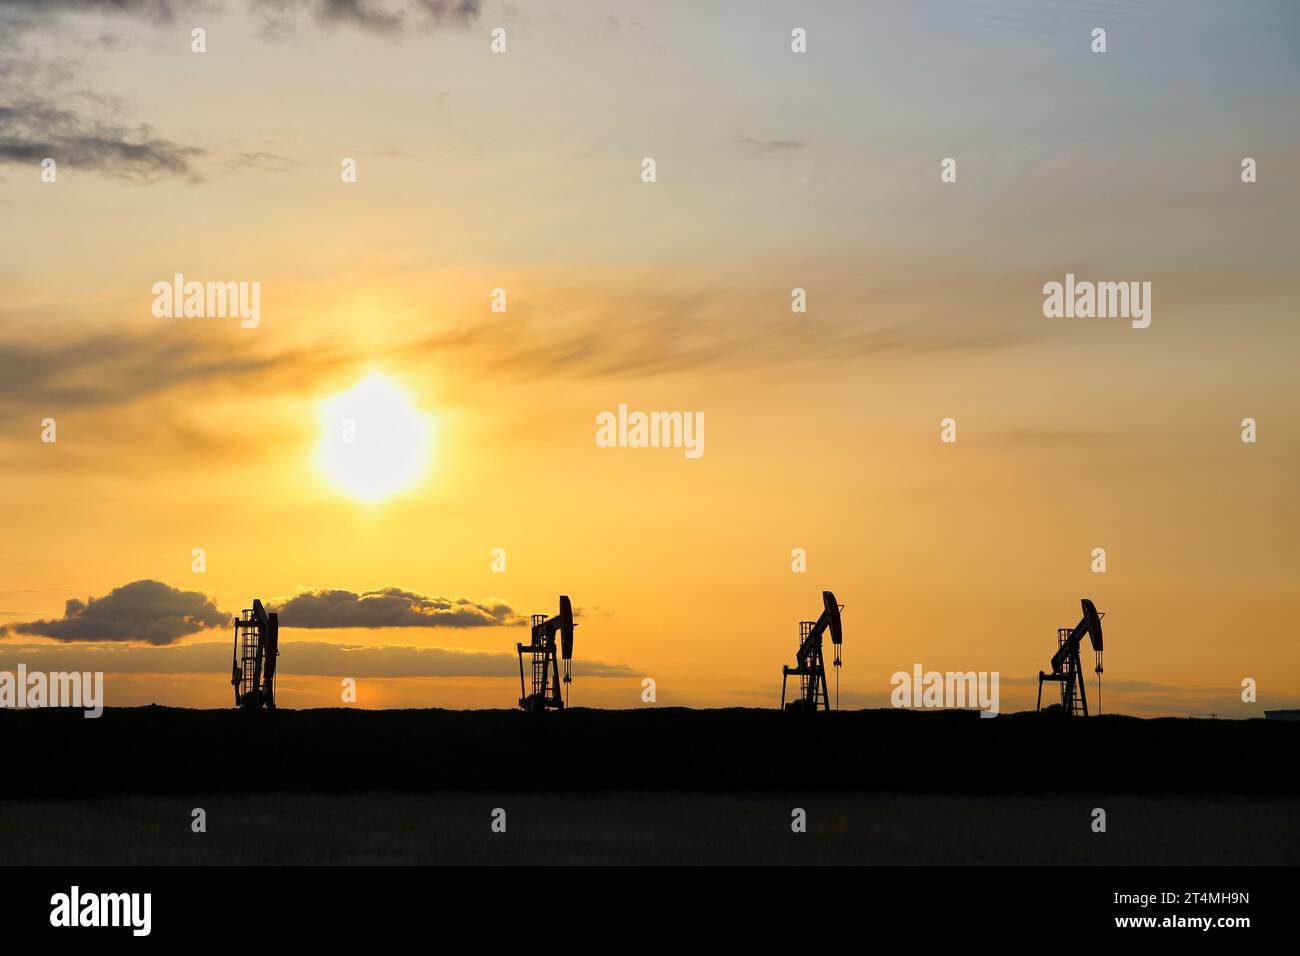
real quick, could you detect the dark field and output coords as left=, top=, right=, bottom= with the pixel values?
left=3, top=706, right=1296, bottom=795
left=1, top=792, right=1294, bottom=865
left=1, top=708, right=1295, bottom=864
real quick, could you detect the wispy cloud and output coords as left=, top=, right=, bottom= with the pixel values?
left=1, top=0, right=479, bottom=33
left=0, top=102, right=206, bottom=181
left=991, top=675, right=1297, bottom=719
left=739, top=137, right=808, bottom=154
left=0, top=284, right=1027, bottom=417
left=985, top=426, right=1150, bottom=448
left=0, top=331, right=240, bottom=414
left=410, top=310, right=1028, bottom=383
left=220, top=150, right=298, bottom=173
left=0, top=1, right=187, bottom=14
left=261, top=0, right=481, bottom=35
left=0, top=0, right=480, bottom=179
left=725, top=677, right=1300, bottom=719
left=0, top=639, right=636, bottom=679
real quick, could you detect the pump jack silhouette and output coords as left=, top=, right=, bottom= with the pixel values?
left=1036, top=598, right=1105, bottom=716
left=780, top=591, right=843, bottom=711
left=517, top=595, right=575, bottom=712
left=231, top=599, right=279, bottom=709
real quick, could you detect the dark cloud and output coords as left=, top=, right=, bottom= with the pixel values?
left=309, top=0, right=478, bottom=31
left=0, top=1, right=204, bottom=181
left=0, top=0, right=479, bottom=30
left=0, top=3, right=194, bottom=49
left=2, top=580, right=230, bottom=645
left=0, top=102, right=205, bottom=181
left=0, top=1, right=185, bottom=13
left=270, top=588, right=521, bottom=629
left=244, top=0, right=480, bottom=36
left=0, top=1, right=479, bottom=178
left=0, top=329, right=275, bottom=414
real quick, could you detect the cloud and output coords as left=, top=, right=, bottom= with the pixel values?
left=0, top=1, right=184, bottom=12
left=0, top=102, right=206, bottom=181
left=0, top=1, right=480, bottom=179
left=0, top=326, right=365, bottom=471
left=987, top=426, right=1149, bottom=448
left=0, top=327, right=353, bottom=416
left=740, top=137, right=808, bottom=154
left=0, top=639, right=636, bottom=679
left=0, top=0, right=480, bottom=31
left=723, top=678, right=1300, bottom=719
left=269, top=588, right=522, bottom=629
left=305, top=0, right=479, bottom=33
left=0, top=323, right=414, bottom=426
left=2, top=580, right=230, bottom=645
left=229, top=0, right=482, bottom=37
left=0, top=283, right=1028, bottom=448
left=0, top=4, right=205, bottom=181
left=410, top=308, right=1028, bottom=383
left=937, top=674, right=1294, bottom=719
left=223, top=150, right=297, bottom=173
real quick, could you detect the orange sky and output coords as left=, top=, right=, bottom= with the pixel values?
left=2, top=1, right=1298, bottom=717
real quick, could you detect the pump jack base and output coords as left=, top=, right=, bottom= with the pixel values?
left=519, top=695, right=562, bottom=713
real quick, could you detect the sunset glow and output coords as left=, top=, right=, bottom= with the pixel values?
left=316, top=374, right=434, bottom=504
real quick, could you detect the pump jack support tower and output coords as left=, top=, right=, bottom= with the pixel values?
left=1036, top=598, right=1104, bottom=716
left=780, top=591, right=843, bottom=711
left=517, top=595, right=575, bottom=712
left=231, top=599, right=279, bottom=709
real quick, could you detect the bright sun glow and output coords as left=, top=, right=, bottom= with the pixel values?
left=317, top=373, right=434, bottom=503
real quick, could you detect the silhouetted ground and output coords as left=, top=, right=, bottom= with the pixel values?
left=2, top=708, right=1295, bottom=863
left=2, top=706, right=1296, bottom=795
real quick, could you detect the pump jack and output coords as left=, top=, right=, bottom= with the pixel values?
left=1036, top=598, right=1104, bottom=716
left=231, top=599, right=279, bottom=709
left=517, top=595, right=575, bottom=712
left=780, top=591, right=843, bottom=711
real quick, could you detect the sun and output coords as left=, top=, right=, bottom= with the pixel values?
left=317, top=373, right=434, bottom=503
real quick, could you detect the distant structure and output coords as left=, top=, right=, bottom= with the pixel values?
left=517, top=595, right=575, bottom=712
left=1037, top=598, right=1104, bottom=716
left=231, top=599, right=279, bottom=710
left=780, top=591, right=844, bottom=711
left=1265, top=710, right=1300, bottom=721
